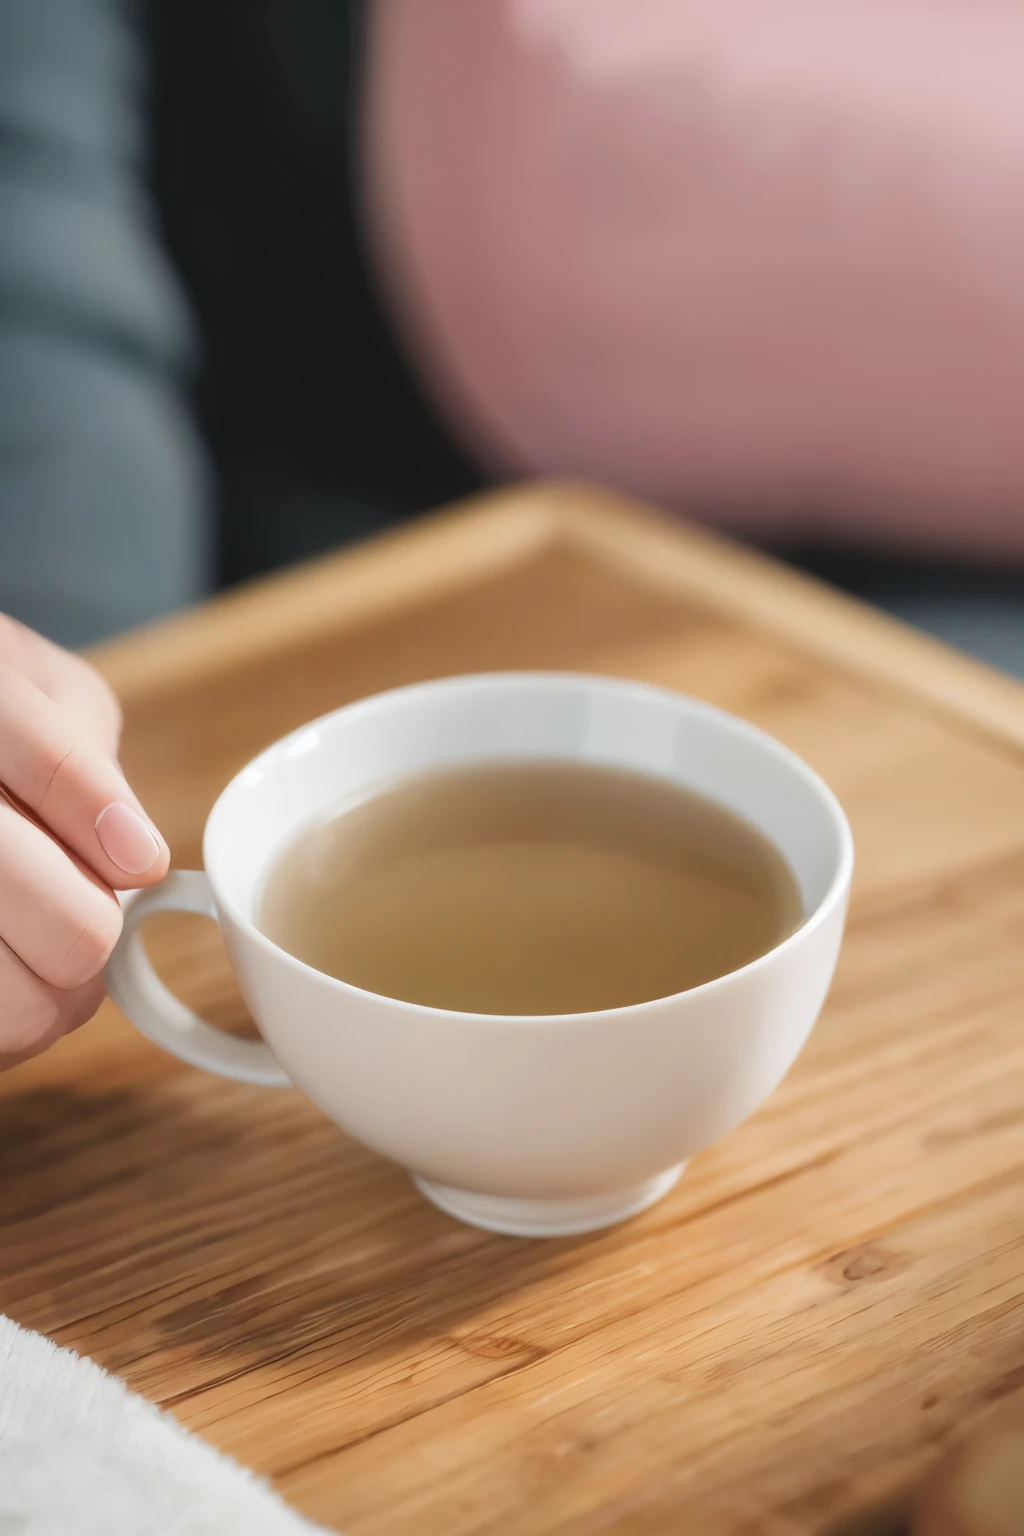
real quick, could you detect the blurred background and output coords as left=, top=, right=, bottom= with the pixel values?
left=4, top=0, right=1024, bottom=674
left=151, top=0, right=484, bottom=589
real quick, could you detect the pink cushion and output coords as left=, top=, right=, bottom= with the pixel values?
left=366, top=0, right=1024, bottom=553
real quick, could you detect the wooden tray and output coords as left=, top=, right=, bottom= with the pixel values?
left=3, top=483, right=1024, bottom=1535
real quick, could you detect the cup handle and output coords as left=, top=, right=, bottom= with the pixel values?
left=105, top=870, right=291, bottom=1088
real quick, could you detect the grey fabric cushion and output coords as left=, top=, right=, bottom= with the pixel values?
left=871, top=593, right=1024, bottom=681
left=0, top=0, right=208, bottom=645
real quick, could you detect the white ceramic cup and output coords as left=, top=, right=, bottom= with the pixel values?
left=106, top=673, right=853, bottom=1238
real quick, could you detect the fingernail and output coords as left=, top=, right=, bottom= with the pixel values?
left=95, top=802, right=161, bottom=875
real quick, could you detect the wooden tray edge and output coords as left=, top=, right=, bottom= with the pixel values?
left=88, top=481, right=1024, bottom=757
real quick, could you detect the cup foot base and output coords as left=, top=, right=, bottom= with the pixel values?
left=412, top=1165, right=685, bottom=1238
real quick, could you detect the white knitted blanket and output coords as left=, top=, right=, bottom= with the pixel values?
left=0, top=1315, right=333, bottom=1535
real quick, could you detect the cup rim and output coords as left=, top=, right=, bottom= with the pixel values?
left=203, top=671, right=854, bottom=1025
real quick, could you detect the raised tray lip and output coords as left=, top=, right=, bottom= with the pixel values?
left=88, top=480, right=1024, bottom=760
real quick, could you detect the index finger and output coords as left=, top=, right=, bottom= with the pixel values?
left=0, top=615, right=121, bottom=755
left=0, top=663, right=169, bottom=889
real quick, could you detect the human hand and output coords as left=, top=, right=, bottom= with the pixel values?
left=0, top=615, right=169, bottom=1068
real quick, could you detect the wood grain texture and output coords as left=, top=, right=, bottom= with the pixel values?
left=3, top=483, right=1024, bottom=1535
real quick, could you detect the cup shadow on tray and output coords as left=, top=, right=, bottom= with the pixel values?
left=0, top=913, right=621, bottom=1433
left=0, top=1076, right=613, bottom=1427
